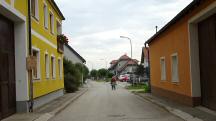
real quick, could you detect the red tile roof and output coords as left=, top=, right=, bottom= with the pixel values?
left=110, top=60, right=117, bottom=64
left=119, top=54, right=130, bottom=60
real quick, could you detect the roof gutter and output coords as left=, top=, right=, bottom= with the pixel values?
left=28, top=0, right=34, bottom=112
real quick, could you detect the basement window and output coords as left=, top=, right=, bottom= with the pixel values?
left=160, top=57, right=166, bottom=81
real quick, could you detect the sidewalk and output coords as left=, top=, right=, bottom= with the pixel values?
left=134, top=92, right=216, bottom=121
left=2, top=87, right=88, bottom=121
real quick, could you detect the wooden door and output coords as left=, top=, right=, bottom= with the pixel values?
left=0, top=14, right=16, bottom=120
left=198, top=14, right=216, bottom=110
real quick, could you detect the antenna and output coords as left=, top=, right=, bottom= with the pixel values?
left=156, top=26, right=158, bottom=33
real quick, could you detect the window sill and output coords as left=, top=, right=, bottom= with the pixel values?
left=50, top=32, right=55, bottom=36
left=33, top=78, right=41, bottom=82
left=44, top=26, right=48, bottom=30
left=31, top=16, right=39, bottom=23
left=171, top=81, right=180, bottom=85
left=160, top=80, right=167, bottom=82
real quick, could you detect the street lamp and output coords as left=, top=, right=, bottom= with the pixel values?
left=120, top=36, right=132, bottom=59
left=120, top=36, right=134, bottom=84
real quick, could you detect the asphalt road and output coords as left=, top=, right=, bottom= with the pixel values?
left=49, top=81, right=183, bottom=121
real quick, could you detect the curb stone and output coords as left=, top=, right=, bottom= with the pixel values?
left=34, top=88, right=88, bottom=121
left=133, top=92, right=203, bottom=121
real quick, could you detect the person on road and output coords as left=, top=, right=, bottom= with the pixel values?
left=111, top=76, right=117, bottom=90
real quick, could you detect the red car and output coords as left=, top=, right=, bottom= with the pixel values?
left=118, top=75, right=129, bottom=82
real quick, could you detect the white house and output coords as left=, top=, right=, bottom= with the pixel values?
left=64, top=44, right=86, bottom=64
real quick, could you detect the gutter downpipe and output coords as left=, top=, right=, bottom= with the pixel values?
left=28, top=0, right=34, bottom=112
left=145, top=43, right=151, bottom=92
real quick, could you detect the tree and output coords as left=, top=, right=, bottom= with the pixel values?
left=83, top=65, right=89, bottom=80
left=74, top=63, right=89, bottom=81
left=90, top=69, right=98, bottom=79
left=107, top=72, right=114, bottom=78
left=97, top=68, right=108, bottom=79
left=135, top=64, right=145, bottom=76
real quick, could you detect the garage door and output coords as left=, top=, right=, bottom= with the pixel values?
left=198, top=14, right=216, bottom=110
left=0, top=14, right=16, bottom=120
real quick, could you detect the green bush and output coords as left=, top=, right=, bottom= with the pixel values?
left=64, top=58, right=82, bottom=93
left=105, top=78, right=111, bottom=82
left=64, top=73, right=79, bottom=92
left=126, top=83, right=150, bottom=93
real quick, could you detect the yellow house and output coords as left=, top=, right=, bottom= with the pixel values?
left=0, top=0, right=65, bottom=119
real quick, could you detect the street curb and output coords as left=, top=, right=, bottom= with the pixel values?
left=133, top=92, right=203, bottom=121
left=34, top=88, right=88, bottom=121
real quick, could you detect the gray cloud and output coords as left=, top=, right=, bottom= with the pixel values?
left=56, top=0, right=192, bottom=69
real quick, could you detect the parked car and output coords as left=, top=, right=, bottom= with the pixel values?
left=118, top=74, right=129, bottom=82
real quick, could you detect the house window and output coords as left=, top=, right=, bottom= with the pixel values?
left=171, top=54, right=179, bottom=82
left=57, top=21, right=62, bottom=35
left=50, top=12, right=54, bottom=34
left=43, top=4, right=48, bottom=29
left=51, top=56, right=56, bottom=79
left=45, top=53, right=49, bottom=79
left=31, top=0, right=39, bottom=20
left=160, top=57, right=166, bottom=81
left=32, top=48, right=40, bottom=79
left=58, top=59, right=62, bottom=79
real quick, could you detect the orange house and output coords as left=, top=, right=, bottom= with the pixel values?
left=146, top=0, right=216, bottom=110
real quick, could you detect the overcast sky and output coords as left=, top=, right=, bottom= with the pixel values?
left=55, top=0, right=192, bottom=70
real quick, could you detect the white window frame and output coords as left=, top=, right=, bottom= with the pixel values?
left=43, top=2, right=48, bottom=29
left=56, top=20, right=62, bottom=35
left=160, top=57, right=166, bottom=81
left=58, top=58, right=62, bottom=79
left=171, top=53, right=179, bottom=83
left=31, top=0, right=39, bottom=20
left=49, top=10, right=54, bottom=34
left=51, top=55, right=56, bottom=79
left=45, top=52, right=49, bottom=79
left=32, top=47, right=41, bottom=80
left=11, top=0, right=15, bottom=7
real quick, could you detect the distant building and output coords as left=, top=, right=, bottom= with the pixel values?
left=64, top=44, right=86, bottom=64
left=141, top=47, right=150, bottom=68
left=141, top=47, right=150, bottom=78
left=108, top=54, right=138, bottom=76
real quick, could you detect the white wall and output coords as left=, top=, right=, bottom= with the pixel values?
left=64, top=45, right=83, bottom=64
left=117, top=60, right=127, bottom=70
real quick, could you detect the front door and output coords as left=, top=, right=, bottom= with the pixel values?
left=0, top=14, right=16, bottom=120
left=198, top=14, right=216, bottom=110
